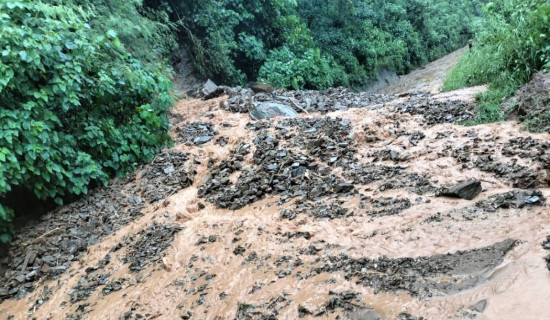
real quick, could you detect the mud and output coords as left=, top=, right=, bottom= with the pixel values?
left=1, top=51, right=550, bottom=320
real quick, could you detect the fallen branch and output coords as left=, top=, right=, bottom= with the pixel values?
left=289, top=98, right=309, bottom=114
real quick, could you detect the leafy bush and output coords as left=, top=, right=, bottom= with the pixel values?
left=0, top=1, right=173, bottom=241
left=258, top=46, right=346, bottom=90
left=443, top=0, right=550, bottom=123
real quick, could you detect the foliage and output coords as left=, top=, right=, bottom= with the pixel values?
left=46, top=0, right=177, bottom=66
left=443, top=0, right=550, bottom=123
left=146, top=0, right=483, bottom=89
left=259, top=46, right=347, bottom=90
left=0, top=0, right=173, bottom=241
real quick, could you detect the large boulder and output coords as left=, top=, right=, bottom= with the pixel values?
left=249, top=102, right=298, bottom=120
left=248, top=82, right=274, bottom=94
left=439, top=179, right=482, bottom=200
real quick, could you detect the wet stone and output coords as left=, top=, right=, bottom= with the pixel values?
left=176, top=122, right=217, bottom=145
left=439, top=179, right=482, bottom=200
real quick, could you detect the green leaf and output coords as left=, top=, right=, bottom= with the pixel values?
left=106, top=29, right=117, bottom=38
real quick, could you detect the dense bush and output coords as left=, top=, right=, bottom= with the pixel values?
left=443, top=0, right=550, bottom=123
left=0, top=1, right=173, bottom=241
left=147, top=0, right=483, bottom=89
left=259, top=47, right=347, bottom=89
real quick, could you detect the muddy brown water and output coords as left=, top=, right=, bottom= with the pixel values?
left=1, top=58, right=550, bottom=320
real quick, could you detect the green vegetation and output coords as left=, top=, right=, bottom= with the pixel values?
left=443, top=0, right=550, bottom=124
left=0, top=0, right=174, bottom=241
left=146, top=0, right=484, bottom=89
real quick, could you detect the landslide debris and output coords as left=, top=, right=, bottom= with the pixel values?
left=0, top=151, right=193, bottom=302
left=505, top=71, right=550, bottom=133
left=315, top=239, right=518, bottom=298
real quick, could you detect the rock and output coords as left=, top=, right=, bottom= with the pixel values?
left=249, top=102, right=298, bottom=120
left=248, top=82, right=274, bottom=94
left=440, top=179, right=482, bottom=200
left=193, top=136, right=214, bottom=145
left=543, top=236, right=550, bottom=250
left=334, top=182, right=354, bottom=193
left=0, top=288, right=9, bottom=297
left=202, top=79, right=221, bottom=99
left=469, top=299, right=488, bottom=313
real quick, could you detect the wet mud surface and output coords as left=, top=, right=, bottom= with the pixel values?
left=2, top=66, right=550, bottom=320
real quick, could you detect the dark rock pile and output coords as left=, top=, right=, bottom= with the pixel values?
left=121, top=222, right=182, bottom=273
left=359, top=195, right=413, bottom=216
left=140, top=151, right=194, bottom=203
left=344, top=164, right=438, bottom=195
left=475, top=190, right=545, bottom=211
left=0, top=152, right=193, bottom=302
left=199, top=118, right=358, bottom=210
left=280, top=199, right=351, bottom=220
left=394, top=92, right=475, bottom=125
left=449, top=134, right=549, bottom=189
left=313, top=239, right=517, bottom=298
left=222, top=87, right=395, bottom=114
left=176, top=122, right=217, bottom=145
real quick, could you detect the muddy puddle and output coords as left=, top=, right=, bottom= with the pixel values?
left=1, top=77, right=550, bottom=320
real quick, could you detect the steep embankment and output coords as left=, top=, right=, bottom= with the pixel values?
left=1, top=50, right=549, bottom=320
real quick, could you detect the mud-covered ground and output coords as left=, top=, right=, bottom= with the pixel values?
left=1, top=62, right=550, bottom=320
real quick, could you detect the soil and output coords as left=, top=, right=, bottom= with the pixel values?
left=1, top=49, right=550, bottom=320
left=505, top=71, right=550, bottom=132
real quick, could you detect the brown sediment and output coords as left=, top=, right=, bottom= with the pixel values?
left=2, top=53, right=550, bottom=320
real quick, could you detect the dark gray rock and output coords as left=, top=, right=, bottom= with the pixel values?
left=249, top=102, right=298, bottom=120
left=334, top=182, right=354, bottom=193
left=202, top=79, right=219, bottom=99
left=440, top=179, right=482, bottom=200
left=469, top=299, right=488, bottom=313
left=248, top=82, right=274, bottom=94
left=193, top=136, right=214, bottom=145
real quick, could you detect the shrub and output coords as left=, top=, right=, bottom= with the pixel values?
left=0, top=1, right=173, bottom=242
left=258, top=46, right=347, bottom=90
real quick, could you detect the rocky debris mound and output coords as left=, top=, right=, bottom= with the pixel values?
left=199, top=117, right=358, bottom=210
left=140, top=151, right=194, bottom=203
left=249, top=102, right=298, bottom=120
left=222, top=86, right=395, bottom=114
left=359, top=195, right=413, bottom=216
left=438, top=179, right=482, bottom=200
left=121, top=223, right=182, bottom=273
left=449, top=133, right=549, bottom=189
left=394, top=92, right=475, bottom=125
left=505, top=71, right=550, bottom=132
left=280, top=199, right=351, bottom=220
left=475, top=190, right=545, bottom=211
left=344, top=164, right=438, bottom=195
left=315, top=239, right=517, bottom=298
left=176, top=122, right=217, bottom=145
